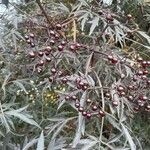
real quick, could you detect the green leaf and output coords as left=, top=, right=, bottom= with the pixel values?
left=78, top=12, right=89, bottom=31
left=37, top=131, right=44, bottom=150
left=22, top=138, right=38, bottom=150
left=136, top=31, right=150, bottom=45
left=1, top=73, right=11, bottom=99
left=89, top=17, right=99, bottom=35
left=121, top=124, right=136, bottom=150
left=5, top=107, right=40, bottom=128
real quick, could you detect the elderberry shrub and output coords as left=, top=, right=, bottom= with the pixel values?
left=24, top=27, right=150, bottom=119
left=2, top=1, right=150, bottom=149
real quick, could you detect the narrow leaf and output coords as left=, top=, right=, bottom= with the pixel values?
left=36, top=131, right=44, bottom=150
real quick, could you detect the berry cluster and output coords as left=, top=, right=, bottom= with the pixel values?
left=25, top=33, right=35, bottom=48
left=25, top=24, right=84, bottom=74
left=108, top=56, right=150, bottom=112
left=65, top=94, right=105, bottom=119
left=23, top=20, right=150, bottom=117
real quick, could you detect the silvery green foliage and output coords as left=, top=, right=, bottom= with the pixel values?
left=0, top=0, right=149, bottom=150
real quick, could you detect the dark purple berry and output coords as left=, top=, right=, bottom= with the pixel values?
left=38, top=51, right=44, bottom=57
left=78, top=107, right=84, bottom=112
left=112, top=101, right=118, bottom=106
left=50, top=40, right=55, bottom=45
left=65, top=96, right=70, bottom=101
left=51, top=68, right=57, bottom=74
left=75, top=102, right=80, bottom=108
left=86, top=99, right=92, bottom=103
left=29, top=33, right=34, bottom=38
left=82, top=111, right=87, bottom=116
left=92, top=105, right=98, bottom=111
left=99, top=110, right=105, bottom=117
left=58, top=45, right=63, bottom=51
left=29, top=51, right=35, bottom=58
left=86, top=112, right=92, bottom=119
left=56, top=24, right=62, bottom=30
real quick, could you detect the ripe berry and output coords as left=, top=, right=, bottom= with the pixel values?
left=82, top=111, right=87, bottom=116
left=55, top=34, right=60, bottom=40
left=58, top=45, right=63, bottom=51
left=111, top=58, right=118, bottom=64
left=119, top=91, right=125, bottom=96
left=138, top=102, right=144, bottom=107
left=71, top=95, right=77, bottom=101
left=70, top=45, right=76, bottom=51
left=137, top=70, right=143, bottom=76
left=99, top=110, right=105, bottom=117
left=117, top=86, right=124, bottom=92
left=128, top=85, right=134, bottom=90
left=141, top=75, right=147, bottom=80
left=92, top=105, right=98, bottom=111
left=106, top=14, right=114, bottom=22
left=76, top=43, right=81, bottom=48
left=29, top=51, right=35, bottom=58
left=30, top=43, right=35, bottom=47
left=137, top=100, right=142, bottom=104
left=127, top=95, right=134, bottom=101
left=51, top=68, right=57, bottom=74
left=61, top=41, right=66, bottom=46
left=37, top=67, right=42, bottom=73
left=82, top=85, right=88, bottom=91
left=75, top=77, right=81, bottom=83
left=105, top=93, right=111, bottom=98
left=107, top=55, right=113, bottom=61
left=45, top=50, right=50, bottom=56
left=75, top=102, right=80, bottom=108
left=79, top=81, right=84, bottom=87
left=147, top=61, right=150, bottom=66
left=112, top=101, right=118, bottom=106
left=25, top=35, right=29, bottom=40
left=127, top=14, right=132, bottom=20
left=26, top=39, right=31, bottom=44
left=38, top=51, right=44, bottom=57
left=98, top=10, right=103, bottom=15
left=78, top=107, right=84, bottom=112
left=49, top=30, right=55, bottom=36
left=142, top=61, right=147, bottom=68
left=137, top=57, right=143, bottom=62
left=56, top=24, right=62, bottom=30
left=50, top=40, right=55, bottom=45
left=65, top=96, right=70, bottom=101
left=146, top=105, right=150, bottom=110
left=62, top=78, right=68, bottom=83
left=143, top=70, right=148, bottom=75
left=86, top=99, right=92, bottom=103
left=86, top=112, right=92, bottom=119
left=46, top=46, right=52, bottom=52
left=46, top=57, right=51, bottom=62
left=147, top=80, right=150, bottom=85
left=38, top=60, right=44, bottom=66
left=139, top=95, right=148, bottom=101
left=29, top=33, right=34, bottom=38
left=49, top=77, right=53, bottom=82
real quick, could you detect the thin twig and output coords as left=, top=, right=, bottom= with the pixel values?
left=35, top=0, right=54, bottom=28
left=35, top=0, right=66, bottom=39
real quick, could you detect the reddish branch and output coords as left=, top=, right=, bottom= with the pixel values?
left=36, top=0, right=66, bottom=39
